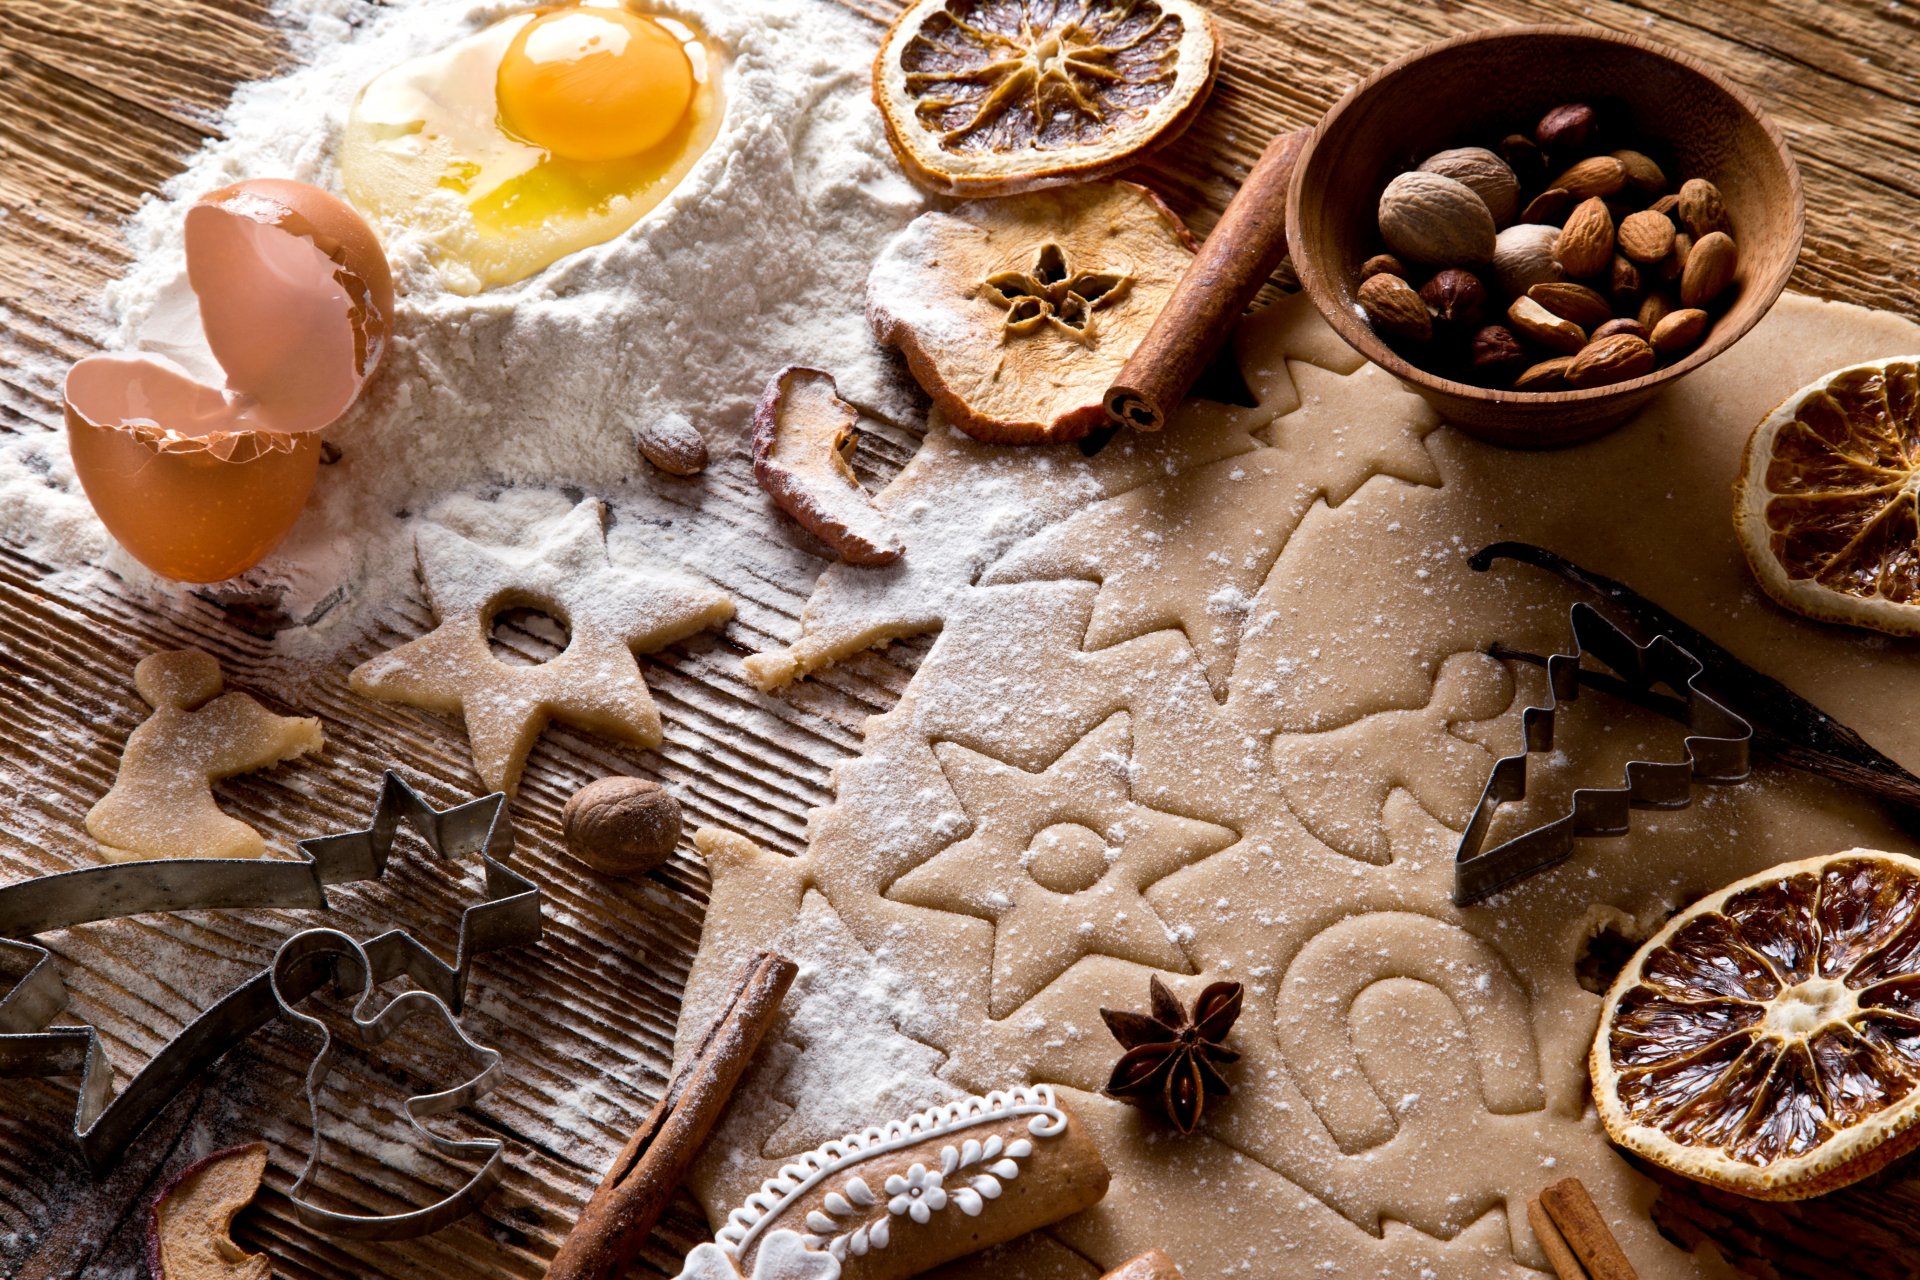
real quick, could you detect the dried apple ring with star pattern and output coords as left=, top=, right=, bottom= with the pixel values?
left=873, top=0, right=1220, bottom=197
left=1593, top=848, right=1920, bottom=1199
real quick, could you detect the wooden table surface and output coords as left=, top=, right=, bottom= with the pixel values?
left=2, top=1, right=1917, bottom=1278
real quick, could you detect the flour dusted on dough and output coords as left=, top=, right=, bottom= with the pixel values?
left=0, top=0, right=927, bottom=651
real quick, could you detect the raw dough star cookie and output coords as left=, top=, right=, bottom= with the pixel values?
left=351, top=498, right=733, bottom=795
left=86, top=649, right=324, bottom=861
left=687, top=292, right=1920, bottom=1280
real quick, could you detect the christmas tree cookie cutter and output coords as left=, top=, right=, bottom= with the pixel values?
left=0, top=770, right=542, bottom=1239
left=1453, top=599, right=1753, bottom=907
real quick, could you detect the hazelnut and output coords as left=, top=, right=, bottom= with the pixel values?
left=1360, top=253, right=1406, bottom=280
left=1420, top=268, right=1487, bottom=332
left=1469, top=324, right=1527, bottom=380
left=1535, top=102, right=1597, bottom=152
left=561, top=776, right=684, bottom=876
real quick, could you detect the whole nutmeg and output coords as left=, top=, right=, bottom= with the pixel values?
left=1377, top=170, right=1496, bottom=266
left=1491, top=223, right=1564, bottom=297
left=1418, top=147, right=1520, bottom=227
left=1592, top=317, right=1651, bottom=344
left=1420, top=268, right=1487, bottom=332
left=1468, top=324, right=1527, bottom=380
left=1357, top=272, right=1432, bottom=342
left=1535, top=102, right=1597, bottom=152
left=561, top=776, right=684, bottom=876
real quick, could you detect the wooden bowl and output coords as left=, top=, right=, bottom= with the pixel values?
left=1287, top=25, right=1804, bottom=448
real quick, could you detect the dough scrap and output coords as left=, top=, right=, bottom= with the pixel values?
left=686, top=292, right=1920, bottom=1279
left=351, top=498, right=734, bottom=795
left=85, top=648, right=324, bottom=861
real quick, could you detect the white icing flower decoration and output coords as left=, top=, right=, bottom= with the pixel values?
left=676, top=1229, right=841, bottom=1280
left=884, top=1163, right=948, bottom=1223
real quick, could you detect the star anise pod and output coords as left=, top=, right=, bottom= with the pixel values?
left=1100, top=975, right=1242, bottom=1134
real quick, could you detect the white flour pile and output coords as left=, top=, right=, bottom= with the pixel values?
left=0, top=0, right=929, bottom=650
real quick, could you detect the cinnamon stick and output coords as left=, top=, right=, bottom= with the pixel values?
left=1528, top=1196, right=1590, bottom=1280
left=1104, top=127, right=1309, bottom=432
left=1538, top=1178, right=1640, bottom=1280
left=548, top=950, right=797, bottom=1280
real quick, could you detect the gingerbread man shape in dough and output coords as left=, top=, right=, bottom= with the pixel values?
left=85, top=649, right=325, bottom=862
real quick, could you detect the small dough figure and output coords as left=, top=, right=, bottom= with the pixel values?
left=85, top=649, right=324, bottom=862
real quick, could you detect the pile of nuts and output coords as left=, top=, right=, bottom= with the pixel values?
left=1357, top=101, right=1740, bottom=391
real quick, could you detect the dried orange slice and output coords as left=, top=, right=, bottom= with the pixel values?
left=873, top=0, right=1220, bottom=198
left=1734, top=358, right=1920, bottom=636
left=1592, top=849, right=1920, bottom=1199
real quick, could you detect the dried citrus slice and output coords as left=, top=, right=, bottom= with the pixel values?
left=1734, top=358, right=1920, bottom=635
left=873, top=0, right=1220, bottom=198
left=1592, top=849, right=1920, bottom=1199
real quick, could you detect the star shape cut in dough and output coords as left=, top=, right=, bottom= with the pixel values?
left=888, top=713, right=1236, bottom=1019
left=1259, top=358, right=1441, bottom=506
left=351, top=499, right=733, bottom=796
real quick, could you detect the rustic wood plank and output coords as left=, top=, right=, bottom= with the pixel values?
left=1, top=2, right=1917, bottom=1278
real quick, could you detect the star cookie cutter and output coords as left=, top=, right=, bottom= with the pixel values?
left=1453, top=600, right=1753, bottom=906
left=0, top=770, right=542, bottom=1239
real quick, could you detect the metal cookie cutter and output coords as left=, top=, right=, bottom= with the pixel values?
left=0, top=770, right=542, bottom=1239
left=1453, top=601, right=1753, bottom=906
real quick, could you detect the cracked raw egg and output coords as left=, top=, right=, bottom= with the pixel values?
left=65, top=179, right=392, bottom=584
left=341, top=2, right=723, bottom=293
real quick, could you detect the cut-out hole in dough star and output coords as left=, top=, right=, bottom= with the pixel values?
left=887, top=712, right=1236, bottom=1019
left=351, top=499, right=734, bottom=796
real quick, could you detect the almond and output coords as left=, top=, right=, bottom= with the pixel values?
left=1520, top=187, right=1575, bottom=226
left=1609, top=254, right=1643, bottom=301
left=1638, top=291, right=1674, bottom=332
left=1592, top=317, right=1650, bottom=344
left=1677, top=177, right=1732, bottom=239
left=1527, top=281, right=1613, bottom=331
left=1565, top=333, right=1657, bottom=388
left=1555, top=197, right=1615, bottom=278
left=1507, top=295, right=1586, bottom=355
left=1649, top=193, right=1681, bottom=219
left=1358, top=272, right=1433, bottom=342
left=1611, top=149, right=1667, bottom=196
left=1360, top=253, right=1406, bottom=280
left=1680, top=231, right=1737, bottom=307
left=1514, top=356, right=1575, bottom=390
left=1617, top=210, right=1676, bottom=265
left=1546, top=155, right=1627, bottom=201
left=1650, top=307, right=1710, bottom=355
left=1662, top=230, right=1692, bottom=282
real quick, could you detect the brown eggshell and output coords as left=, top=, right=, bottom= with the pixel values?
left=66, top=387, right=320, bottom=584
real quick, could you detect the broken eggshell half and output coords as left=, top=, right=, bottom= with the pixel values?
left=64, top=178, right=393, bottom=583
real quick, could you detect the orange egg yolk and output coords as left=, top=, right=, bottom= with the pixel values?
left=496, top=7, right=694, bottom=162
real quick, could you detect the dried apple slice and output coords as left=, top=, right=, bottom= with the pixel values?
left=874, top=0, right=1220, bottom=197
left=1593, top=849, right=1920, bottom=1199
left=146, top=1142, right=275, bottom=1280
left=63, top=179, right=393, bottom=583
left=868, top=181, right=1194, bottom=444
left=752, top=366, right=903, bottom=565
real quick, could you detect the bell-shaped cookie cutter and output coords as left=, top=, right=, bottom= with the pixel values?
left=0, top=770, right=542, bottom=1238
left=1454, top=601, right=1753, bottom=906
